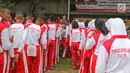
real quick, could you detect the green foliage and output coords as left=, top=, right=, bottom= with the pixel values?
left=0, top=0, right=15, bottom=8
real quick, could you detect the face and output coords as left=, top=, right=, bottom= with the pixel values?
left=59, top=19, right=63, bottom=24
left=2, top=9, right=10, bottom=21
left=63, top=15, right=66, bottom=20
left=61, top=24, right=65, bottom=28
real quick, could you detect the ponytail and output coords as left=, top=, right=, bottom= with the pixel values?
left=100, top=25, right=108, bottom=35
left=95, top=18, right=108, bottom=35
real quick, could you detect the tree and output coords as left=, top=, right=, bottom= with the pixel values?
left=0, top=0, right=15, bottom=8
left=29, top=0, right=45, bottom=17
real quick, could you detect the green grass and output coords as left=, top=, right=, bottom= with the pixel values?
left=46, top=58, right=79, bottom=73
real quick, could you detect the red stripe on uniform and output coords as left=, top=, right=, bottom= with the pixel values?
left=91, top=54, right=97, bottom=73
left=103, top=35, right=128, bottom=56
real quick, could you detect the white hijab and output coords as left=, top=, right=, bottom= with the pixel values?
left=110, top=18, right=127, bottom=36
left=105, top=18, right=113, bottom=31
left=88, top=20, right=95, bottom=30
left=78, top=22, right=85, bottom=28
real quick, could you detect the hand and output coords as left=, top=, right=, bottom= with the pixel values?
left=10, top=61, right=15, bottom=70
left=48, top=40, right=50, bottom=45
left=14, top=54, right=19, bottom=62
left=14, top=54, right=19, bottom=59
left=14, top=58, right=19, bottom=63
left=77, top=50, right=81, bottom=56
left=9, top=35, right=14, bottom=43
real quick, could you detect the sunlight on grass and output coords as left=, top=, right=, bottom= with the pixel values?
left=46, top=58, right=79, bottom=73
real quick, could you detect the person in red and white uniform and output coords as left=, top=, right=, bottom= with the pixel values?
left=61, top=21, right=68, bottom=58
left=54, top=16, right=63, bottom=64
left=65, top=20, right=72, bottom=58
left=95, top=18, right=130, bottom=73
left=85, top=18, right=110, bottom=73
left=47, top=15, right=57, bottom=70
left=70, top=21, right=81, bottom=70
left=19, top=15, right=47, bottom=73
left=79, top=20, right=95, bottom=73
left=9, top=11, right=28, bottom=73
left=41, top=15, right=48, bottom=73
left=62, top=15, right=67, bottom=23
left=24, top=13, right=34, bottom=27
left=0, top=8, right=14, bottom=73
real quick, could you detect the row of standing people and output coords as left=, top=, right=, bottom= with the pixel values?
left=1, top=8, right=130, bottom=73
left=0, top=8, right=72, bottom=73
left=71, top=18, right=130, bottom=73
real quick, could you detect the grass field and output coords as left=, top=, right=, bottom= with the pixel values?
left=46, top=58, right=79, bottom=73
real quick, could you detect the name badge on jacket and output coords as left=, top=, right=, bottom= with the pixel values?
left=27, top=45, right=36, bottom=57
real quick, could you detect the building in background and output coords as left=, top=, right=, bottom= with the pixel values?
left=0, top=0, right=130, bottom=20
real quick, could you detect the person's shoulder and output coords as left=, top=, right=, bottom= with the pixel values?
left=0, top=22, right=7, bottom=32
left=41, top=25, right=47, bottom=29
left=24, top=23, right=32, bottom=29
left=92, top=31, right=101, bottom=40
left=103, top=37, right=115, bottom=49
left=0, top=21, right=3, bottom=25
left=0, top=21, right=6, bottom=27
left=102, top=38, right=116, bottom=55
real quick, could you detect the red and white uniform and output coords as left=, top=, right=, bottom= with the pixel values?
left=79, top=28, right=95, bottom=73
left=54, top=23, right=62, bottom=64
left=0, top=20, right=13, bottom=73
left=79, top=20, right=96, bottom=73
left=9, top=22, right=28, bottom=73
left=70, top=28, right=81, bottom=70
left=47, top=22, right=57, bottom=70
left=85, top=31, right=110, bottom=73
left=85, top=20, right=111, bottom=73
left=65, top=24, right=72, bottom=39
left=24, top=21, right=33, bottom=28
left=61, top=27, right=67, bottom=58
left=65, top=24, right=72, bottom=58
left=95, top=18, right=130, bottom=73
left=41, top=24, right=48, bottom=72
left=19, top=23, right=47, bottom=73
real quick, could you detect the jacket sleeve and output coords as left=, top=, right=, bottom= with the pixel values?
left=7, top=27, right=15, bottom=57
left=56, top=26, right=62, bottom=38
left=40, top=30, right=47, bottom=50
left=95, top=45, right=108, bottom=73
left=1, top=28, right=12, bottom=50
left=79, top=30, right=86, bottom=50
left=18, top=28, right=28, bottom=52
left=85, top=37, right=96, bottom=50
left=65, top=26, right=68, bottom=38
left=69, top=31, right=72, bottom=46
